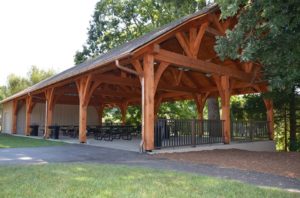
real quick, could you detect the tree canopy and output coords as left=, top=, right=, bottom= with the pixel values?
left=74, top=0, right=206, bottom=64
left=215, top=0, right=300, bottom=90
left=215, top=0, right=300, bottom=151
left=0, top=66, right=55, bottom=98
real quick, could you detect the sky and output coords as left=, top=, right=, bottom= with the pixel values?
left=0, top=0, right=99, bottom=85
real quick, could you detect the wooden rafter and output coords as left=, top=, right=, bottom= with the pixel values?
left=154, top=62, right=170, bottom=92
left=193, top=93, right=209, bottom=119
left=155, top=48, right=253, bottom=82
left=192, top=22, right=209, bottom=57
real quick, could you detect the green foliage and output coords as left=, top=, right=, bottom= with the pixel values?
left=0, top=86, right=7, bottom=102
left=243, top=94, right=266, bottom=120
left=1, top=66, right=55, bottom=98
left=5, top=74, right=30, bottom=96
left=74, top=0, right=206, bottom=64
left=215, top=0, right=300, bottom=151
left=158, top=100, right=198, bottom=119
left=215, top=0, right=300, bottom=90
left=27, top=66, right=55, bottom=85
left=103, top=107, right=122, bottom=124
left=126, top=106, right=141, bottom=125
left=230, top=96, right=245, bottom=120
left=230, top=95, right=266, bottom=121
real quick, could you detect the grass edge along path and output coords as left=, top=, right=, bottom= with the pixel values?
left=0, top=133, right=65, bottom=148
left=0, top=163, right=298, bottom=198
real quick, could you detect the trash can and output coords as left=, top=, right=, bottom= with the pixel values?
left=30, top=125, right=39, bottom=136
left=49, top=125, right=60, bottom=139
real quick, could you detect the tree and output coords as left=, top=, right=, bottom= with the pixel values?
left=158, top=101, right=198, bottom=119
left=0, top=66, right=55, bottom=132
left=74, top=0, right=206, bottom=64
left=27, top=66, right=55, bottom=85
left=215, top=0, right=300, bottom=151
left=6, top=74, right=30, bottom=96
left=2, top=66, right=55, bottom=97
left=215, top=0, right=300, bottom=90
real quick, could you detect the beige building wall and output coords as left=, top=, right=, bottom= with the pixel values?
left=16, top=104, right=26, bottom=134
left=17, top=103, right=99, bottom=135
left=2, top=101, right=13, bottom=134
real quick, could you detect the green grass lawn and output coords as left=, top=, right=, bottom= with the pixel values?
left=0, top=163, right=297, bottom=198
left=0, top=133, right=65, bottom=148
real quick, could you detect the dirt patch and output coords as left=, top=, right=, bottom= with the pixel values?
left=155, top=149, right=300, bottom=179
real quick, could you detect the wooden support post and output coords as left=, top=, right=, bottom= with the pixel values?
left=263, top=99, right=274, bottom=140
left=44, top=88, right=55, bottom=138
left=119, top=103, right=128, bottom=125
left=12, top=100, right=18, bottom=134
left=132, top=56, right=169, bottom=151
left=216, top=76, right=231, bottom=144
left=143, top=54, right=155, bottom=151
left=76, top=75, right=102, bottom=143
left=25, top=96, right=35, bottom=136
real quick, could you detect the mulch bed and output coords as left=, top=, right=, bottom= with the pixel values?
left=155, top=149, right=300, bottom=179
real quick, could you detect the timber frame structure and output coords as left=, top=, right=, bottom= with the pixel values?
left=0, top=4, right=273, bottom=151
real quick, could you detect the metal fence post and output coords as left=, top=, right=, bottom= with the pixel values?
left=250, top=121, right=253, bottom=141
left=191, top=119, right=196, bottom=147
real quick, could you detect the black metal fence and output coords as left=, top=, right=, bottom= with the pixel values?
left=231, top=121, right=269, bottom=142
left=154, top=119, right=224, bottom=148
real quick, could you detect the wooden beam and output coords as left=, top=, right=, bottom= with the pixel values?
left=193, top=93, right=209, bottom=120
left=219, top=76, right=231, bottom=144
left=183, top=72, right=201, bottom=89
left=175, top=32, right=193, bottom=57
left=154, top=48, right=253, bottom=82
left=25, top=96, right=35, bottom=136
left=205, top=26, right=222, bottom=36
left=193, top=22, right=209, bottom=57
left=44, top=88, right=55, bottom=138
left=210, top=14, right=225, bottom=35
left=93, top=74, right=140, bottom=87
left=244, top=62, right=253, bottom=73
left=76, top=75, right=102, bottom=143
left=154, top=62, right=169, bottom=92
left=132, top=59, right=144, bottom=82
left=169, top=68, right=183, bottom=86
left=12, top=100, right=18, bottom=134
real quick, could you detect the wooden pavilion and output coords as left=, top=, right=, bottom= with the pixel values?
left=0, top=4, right=274, bottom=151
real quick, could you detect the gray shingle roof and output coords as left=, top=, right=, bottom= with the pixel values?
left=1, top=3, right=218, bottom=104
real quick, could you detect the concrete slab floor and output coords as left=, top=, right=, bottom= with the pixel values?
left=11, top=134, right=275, bottom=153
left=13, top=134, right=141, bottom=152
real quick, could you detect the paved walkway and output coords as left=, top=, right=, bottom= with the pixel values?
left=0, top=144, right=299, bottom=191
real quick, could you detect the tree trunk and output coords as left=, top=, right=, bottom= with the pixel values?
left=289, top=87, right=297, bottom=151
left=284, top=105, right=288, bottom=152
left=208, top=97, right=220, bottom=120
left=207, top=97, right=220, bottom=137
